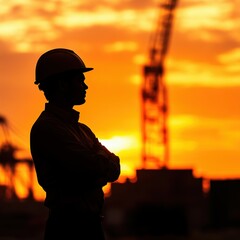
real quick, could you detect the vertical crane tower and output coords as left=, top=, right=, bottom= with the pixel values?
left=141, top=0, right=178, bottom=168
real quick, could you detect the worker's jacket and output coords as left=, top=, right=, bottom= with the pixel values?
left=30, top=103, right=120, bottom=215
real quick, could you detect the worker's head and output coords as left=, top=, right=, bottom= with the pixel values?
left=35, top=48, right=93, bottom=105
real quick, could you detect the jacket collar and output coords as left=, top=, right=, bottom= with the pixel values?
left=45, top=102, right=80, bottom=123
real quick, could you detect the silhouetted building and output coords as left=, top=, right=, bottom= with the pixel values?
left=209, top=179, right=240, bottom=229
left=104, top=168, right=207, bottom=238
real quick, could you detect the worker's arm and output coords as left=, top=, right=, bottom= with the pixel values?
left=80, top=123, right=121, bottom=183
left=30, top=118, right=120, bottom=190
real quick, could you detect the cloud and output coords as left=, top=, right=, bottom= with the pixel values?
left=166, top=57, right=240, bottom=86
left=176, top=0, right=240, bottom=42
left=54, top=6, right=156, bottom=32
left=219, top=48, right=240, bottom=62
left=0, top=1, right=156, bottom=52
left=104, top=41, right=138, bottom=52
left=217, top=48, right=240, bottom=74
left=0, top=0, right=239, bottom=54
left=170, top=114, right=240, bottom=153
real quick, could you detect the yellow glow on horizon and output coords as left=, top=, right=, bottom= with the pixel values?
left=117, top=162, right=136, bottom=182
left=100, top=135, right=139, bottom=154
left=12, top=164, right=30, bottom=198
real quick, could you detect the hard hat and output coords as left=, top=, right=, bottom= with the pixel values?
left=35, top=48, right=93, bottom=84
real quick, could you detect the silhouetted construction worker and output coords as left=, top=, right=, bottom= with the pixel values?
left=30, top=48, right=121, bottom=240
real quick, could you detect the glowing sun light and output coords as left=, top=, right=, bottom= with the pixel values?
left=100, top=136, right=137, bottom=153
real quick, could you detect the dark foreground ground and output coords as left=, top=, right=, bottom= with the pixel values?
left=0, top=228, right=240, bottom=240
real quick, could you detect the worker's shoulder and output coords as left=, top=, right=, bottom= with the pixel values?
left=31, top=111, right=60, bottom=131
left=79, top=122, right=95, bottom=135
left=79, top=122, right=91, bottom=130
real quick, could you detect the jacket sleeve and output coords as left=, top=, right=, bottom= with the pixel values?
left=80, top=123, right=121, bottom=183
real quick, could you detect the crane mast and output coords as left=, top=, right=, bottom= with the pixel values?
left=141, top=0, right=177, bottom=169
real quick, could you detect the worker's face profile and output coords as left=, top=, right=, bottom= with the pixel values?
left=68, top=72, right=88, bottom=105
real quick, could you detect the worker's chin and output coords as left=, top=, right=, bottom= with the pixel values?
left=76, top=99, right=86, bottom=105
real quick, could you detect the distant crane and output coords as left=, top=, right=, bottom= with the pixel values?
left=141, top=0, right=178, bottom=168
left=0, top=115, right=34, bottom=200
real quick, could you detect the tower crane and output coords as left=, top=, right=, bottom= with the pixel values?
left=141, top=0, right=178, bottom=169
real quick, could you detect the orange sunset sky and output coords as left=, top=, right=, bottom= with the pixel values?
left=0, top=0, right=240, bottom=190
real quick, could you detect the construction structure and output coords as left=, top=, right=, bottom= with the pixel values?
left=141, top=0, right=178, bottom=168
left=0, top=115, right=48, bottom=239
left=0, top=115, right=34, bottom=200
